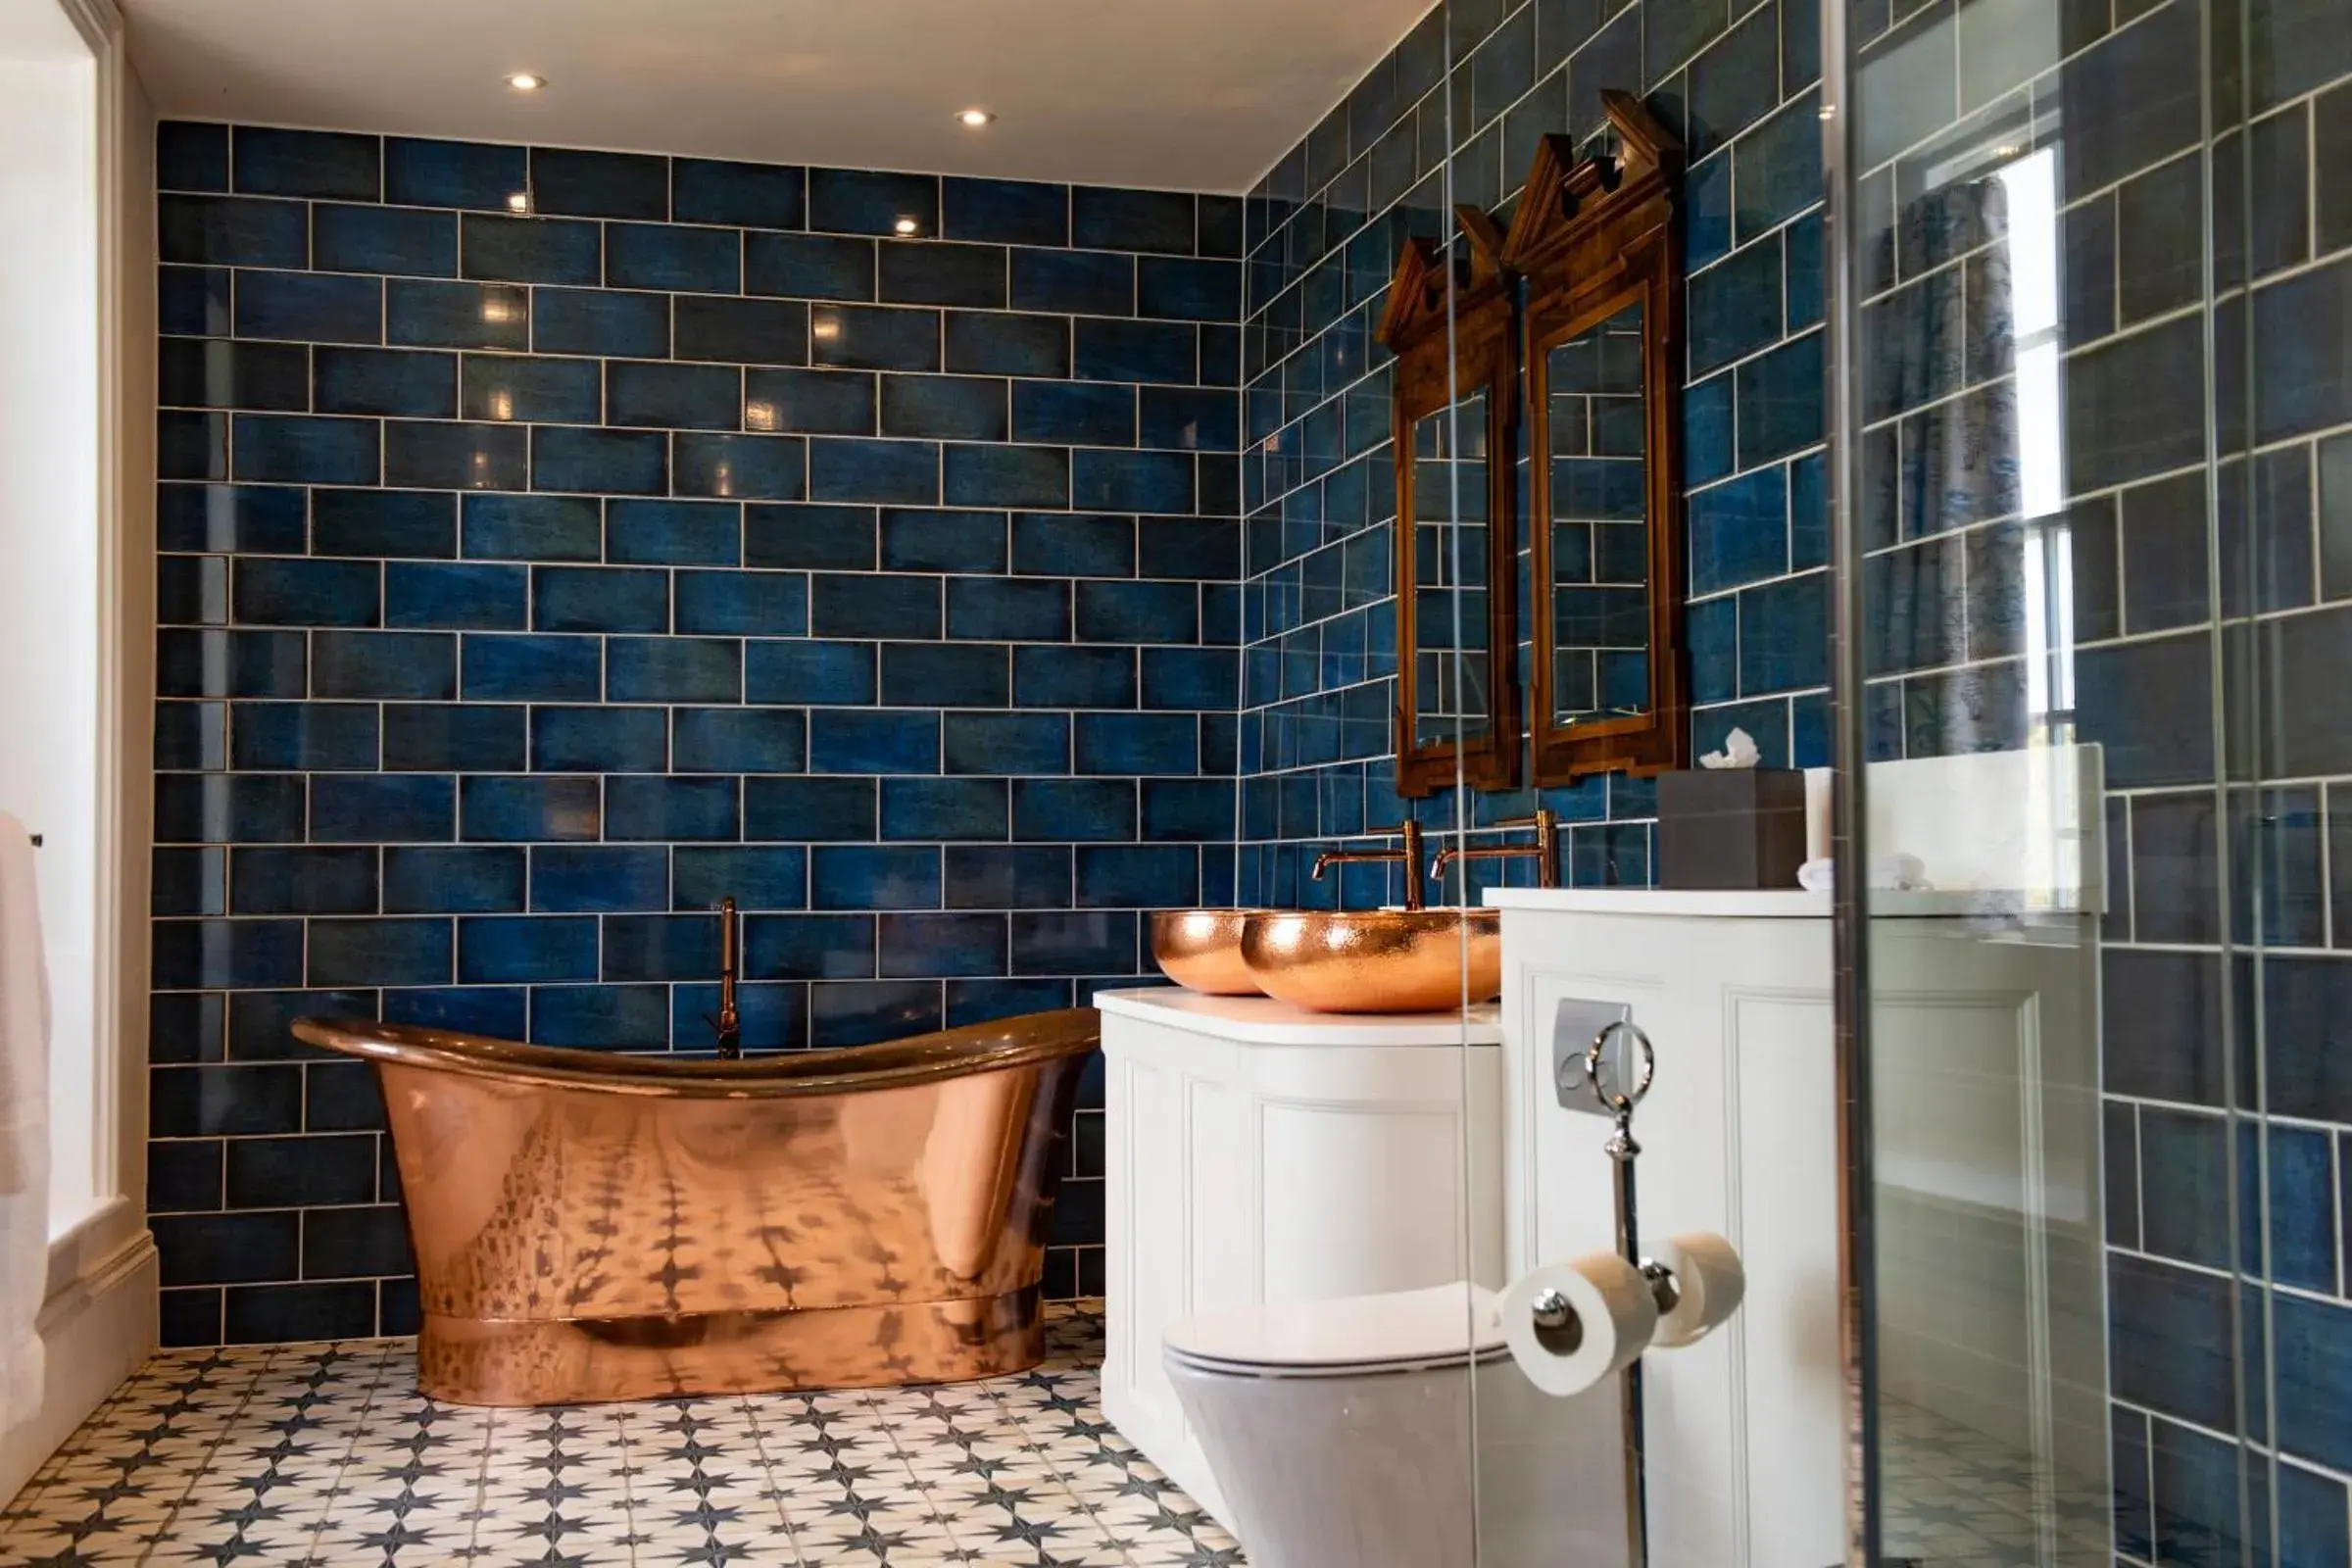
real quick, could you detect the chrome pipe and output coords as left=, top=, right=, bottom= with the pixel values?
left=1821, top=0, right=1885, bottom=1556
left=712, top=895, right=742, bottom=1060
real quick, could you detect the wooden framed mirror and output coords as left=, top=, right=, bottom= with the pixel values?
left=1375, top=207, right=1520, bottom=798
left=1501, top=92, right=1689, bottom=782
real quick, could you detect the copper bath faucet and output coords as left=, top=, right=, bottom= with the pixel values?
left=710, top=895, right=742, bottom=1059
left=1311, top=820, right=1428, bottom=910
left=1430, top=808, right=1564, bottom=891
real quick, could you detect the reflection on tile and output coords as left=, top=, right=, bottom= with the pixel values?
left=461, top=212, right=601, bottom=285
left=1881, top=1396, right=2130, bottom=1568
left=386, top=134, right=527, bottom=211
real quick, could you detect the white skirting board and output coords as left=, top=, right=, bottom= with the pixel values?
left=0, top=1224, right=157, bottom=1504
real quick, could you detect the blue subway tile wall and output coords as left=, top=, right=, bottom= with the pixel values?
left=152, top=122, right=1244, bottom=1342
left=1238, top=0, right=1829, bottom=909
left=1844, top=0, right=2352, bottom=1552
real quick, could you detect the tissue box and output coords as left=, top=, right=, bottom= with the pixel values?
left=1656, top=768, right=1809, bottom=890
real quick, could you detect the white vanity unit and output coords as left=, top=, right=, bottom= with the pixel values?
left=1096, top=987, right=1503, bottom=1521
left=1490, top=881, right=2103, bottom=1568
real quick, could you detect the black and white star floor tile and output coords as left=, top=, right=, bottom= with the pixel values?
left=1876, top=1399, right=2118, bottom=1568
left=0, top=1307, right=1245, bottom=1567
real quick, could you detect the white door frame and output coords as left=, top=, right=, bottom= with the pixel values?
left=0, top=0, right=158, bottom=1504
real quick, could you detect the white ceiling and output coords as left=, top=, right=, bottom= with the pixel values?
left=121, top=0, right=1431, bottom=195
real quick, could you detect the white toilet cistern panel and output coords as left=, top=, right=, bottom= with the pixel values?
left=1499, top=912, right=1845, bottom=1568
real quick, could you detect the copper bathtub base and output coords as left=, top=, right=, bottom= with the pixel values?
left=287, top=1009, right=1101, bottom=1409
left=418, top=1286, right=1047, bottom=1406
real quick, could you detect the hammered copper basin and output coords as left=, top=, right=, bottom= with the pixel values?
left=1239, top=909, right=1502, bottom=1014
left=1151, top=908, right=1269, bottom=995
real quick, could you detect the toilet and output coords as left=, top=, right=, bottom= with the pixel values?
left=1162, top=1283, right=1633, bottom=1568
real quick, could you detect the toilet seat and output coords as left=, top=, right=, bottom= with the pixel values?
left=1164, top=1282, right=1510, bottom=1379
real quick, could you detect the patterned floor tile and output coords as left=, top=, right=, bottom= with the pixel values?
left=6, top=1309, right=2135, bottom=1567
left=1879, top=1398, right=2119, bottom=1567
left=0, top=1307, right=1239, bottom=1567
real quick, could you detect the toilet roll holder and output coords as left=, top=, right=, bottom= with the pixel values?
left=1536, top=1014, right=1679, bottom=1325
left=1536, top=1009, right=1674, bottom=1568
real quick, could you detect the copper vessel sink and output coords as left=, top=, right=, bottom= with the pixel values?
left=1150, top=908, right=1270, bottom=995
left=1239, top=908, right=1502, bottom=1014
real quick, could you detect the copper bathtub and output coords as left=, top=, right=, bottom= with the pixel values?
left=290, top=1008, right=1101, bottom=1407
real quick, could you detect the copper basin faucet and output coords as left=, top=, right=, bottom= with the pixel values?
left=710, top=896, right=742, bottom=1059
left=1310, top=821, right=1428, bottom=910
left=1430, top=808, right=1563, bottom=891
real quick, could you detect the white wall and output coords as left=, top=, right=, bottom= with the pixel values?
left=0, top=4, right=102, bottom=1232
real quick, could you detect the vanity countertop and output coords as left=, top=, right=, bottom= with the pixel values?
left=1481, top=887, right=2094, bottom=918
left=1095, top=987, right=1502, bottom=1046
left=1482, top=887, right=1834, bottom=917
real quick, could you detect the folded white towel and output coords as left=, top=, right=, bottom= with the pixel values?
left=0, top=810, right=50, bottom=1420
left=1795, top=854, right=1932, bottom=893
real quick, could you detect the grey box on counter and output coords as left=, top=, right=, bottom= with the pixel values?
left=1655, top=768, right=1809, bottom=890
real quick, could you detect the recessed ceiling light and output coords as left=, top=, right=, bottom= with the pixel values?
left=506, top=73, right=546, bottom=92
left=957, top=108, right=995, bottom=128
left=893, top=217, right=920, bottom=236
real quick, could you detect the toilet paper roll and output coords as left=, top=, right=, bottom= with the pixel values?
left=1651, top=1232, right=1745, bottom=1348
left=1500, top=1251, right=1659, bottom=1397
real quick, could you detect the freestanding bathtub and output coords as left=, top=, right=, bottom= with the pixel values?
left=290, top=1008, right=1100, bottom=1407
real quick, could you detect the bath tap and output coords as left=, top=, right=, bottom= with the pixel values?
left=709, top=896, right=742, bottom=1059
left=1429, top=809, right=1562, bottom=892
left=1311, top=820, right=1427, bottom=910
